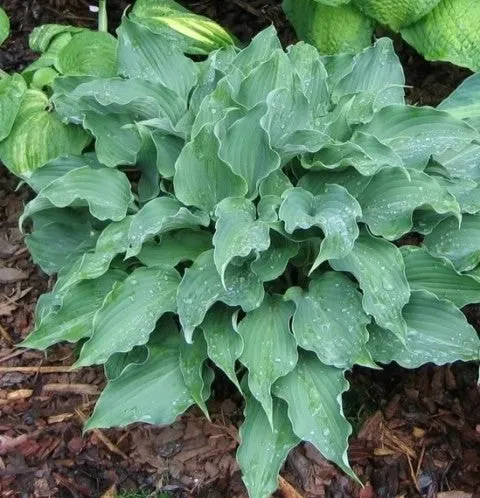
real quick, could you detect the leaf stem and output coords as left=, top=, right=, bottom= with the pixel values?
left=98, top=0, right=108, bottom=32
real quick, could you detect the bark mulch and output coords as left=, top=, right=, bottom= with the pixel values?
left=0, top=1, right=479, bottom=497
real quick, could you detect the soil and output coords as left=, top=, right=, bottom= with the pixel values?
left=0, top=1, right=479, bottom=497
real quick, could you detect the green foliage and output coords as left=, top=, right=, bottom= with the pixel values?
left=283, top=0, right=480, bottom=71
left=13, top=16, right=480, bottom=498
left=0, top=6, right=10, bottom=47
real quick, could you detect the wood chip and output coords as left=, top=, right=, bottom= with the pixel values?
left=278, top=476, right=305, bottom=498
left=0, top=267, right=29, bottom=284
left=0, top=366, right=74, bottom=374
left=42, top=384, right=98, bottom=395
left=7, top=389, right=33, bottom=400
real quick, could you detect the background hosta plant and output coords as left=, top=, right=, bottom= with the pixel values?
left=283, top=0, right=480, bottom=71
left=14, top=14, right=480, bottom=498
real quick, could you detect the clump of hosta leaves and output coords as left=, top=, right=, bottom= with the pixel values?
left=18, top=16, right=480, bottom=498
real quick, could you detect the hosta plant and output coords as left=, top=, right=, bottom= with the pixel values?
left=15, top=15, right=480, bottom=498
left=283, top=0, right=480, bottom=71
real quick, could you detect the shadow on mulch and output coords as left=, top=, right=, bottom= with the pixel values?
left=0, top=1, right=479, bottom=497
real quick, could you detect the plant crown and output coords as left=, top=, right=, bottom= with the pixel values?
left=2, top=5, right=480, bottom=498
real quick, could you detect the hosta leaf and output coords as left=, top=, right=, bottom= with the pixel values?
left=0, top=89, right=90, bottom=177
left=352, top=0, right=441, bottom=31
left=401, top=0, right=480, bottom=72
left=75, top=265, right=181, bottom=366
left=287, top=42, right=329, bottom=119
left=57, top=31, right=117, bottom=77
left=251, top=232, right=299, bottom=283
left=180, top=331, right=212, bottom=417
left=105, top=346, right=149, bottom=381
left=177, top=250, right=264, bottom=343
left=0, top=73, right=27, bottom=142
left=137, top=230, right=212, bottom=267
left=330, top=230, right=410, bottom=343
left=85, top=317, right=194, bottom=429
left=238, top=295, right=298, bottom=425
left=401, top=246, right=480, bottom=308
left=213, top=198, right=271, bottom=286
left=238, top=393, right=299, bottom=498
left=438, top=73, right=480, bottom=131
left=20, top=271, right=125, bottom=350
left=279, top=186, right=361, bottom=273
left=29, top=24, right=84, bottom=53
left=358, top=105, right=478, bottom=169
left=357, top=168, right=460, bottom=240
left=174, top=123, right=248, bottom=213
left=368, top=290, right=480, bottom=367
left=283, top=0, right=375, bottom=55
left=236, top=49, right=294, bottom=110
left=24, top=32, right=74, bottom=74
left=131, top=0, right=236, bottom=55
left=298, top=168, right=372, bottom=198
left=22, top=166, right=133, bottom=222
left=54, top=216, right=133, bottom=291
left=126, top=197, right=210, bottom=258
left=286, top=272, right=373, bottom=368
left=273, top=351, right=356, bottom=479
left=424, top=214, right=480, bottom=271
left=301, top=131, right=403, bottom=175
left=434, top=143, right=480, bottom=182
left=117, top=17, right=197, bottom=100
left=200, top=304, right=243, bottom=391
left=0, top=6, right=10, bottom=46
left=332, top=38, right=405, bottom=108
left=219, top=103, right=281, bottom=198
left=25, top=209, right=98, bottom=275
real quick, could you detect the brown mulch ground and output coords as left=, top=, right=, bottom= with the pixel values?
left=0, top=1, right=479, bottom=497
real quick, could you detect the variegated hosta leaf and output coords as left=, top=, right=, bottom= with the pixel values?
left=401, top=246, right=480, bottom=308
left=438, top=73, right=480, bottom=132
left=126, top=197, right=210, bottom=258
left=330, top=230, right=410, bottom=343
left=213, top=197, right=271, bottom=286
left=273, top=351, right=357, bottom=480
left=25, top=209, right=99, bottom=275
left=219, top=103, right=281, bottom=198
left=20, top=271, right=125, bottom=350
left=177, top=250, right=264, bottom=343
left=286, top=272, right=373, bottom=368
left=301, top=131, right=403, bottom=175
left=200, top=304, right=243, bottom=391
left=367, top=290, right=480, bottom=367
left=29, top=24, right=85, bottom=53
left=86, top=317, right=194, bottom=429
left=21, top=166, right=133, bottom=223
left=357, top=167, right=460, bottom=240
left=75, top=265, right=181, bottom=367
left=279, top=186, right=361, bottom=272
left=358, top=105, right=478, bottom=169
left=332, top=38, right=405, bottom=109
left=238, top=393, right=300, bottom=498
left=0, top=89, right=90, bottom=177
left=131, top=0, right=236, bottom=55
left=57, top=31, right=118, bottom=77
left=424, top=214, right=480, bottom=271
left=0, top=74, right=27, bottom=142
left=180, top=331, right=213, bottom=417
left=117, top=17, right=197, bottom=101
left=137, top=229, right=212, bottom=267
left=174, top=123, right=248, bottom=213
left=238, top=294, right=298, bottom=425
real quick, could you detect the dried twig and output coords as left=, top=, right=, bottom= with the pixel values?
left=278, top=476, right=305, bottom=498
left=0, top=323, right=13, bottom=345
left=42, top=383, right=98, bottom=395
left=0, top=365, right=74, bottom=374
